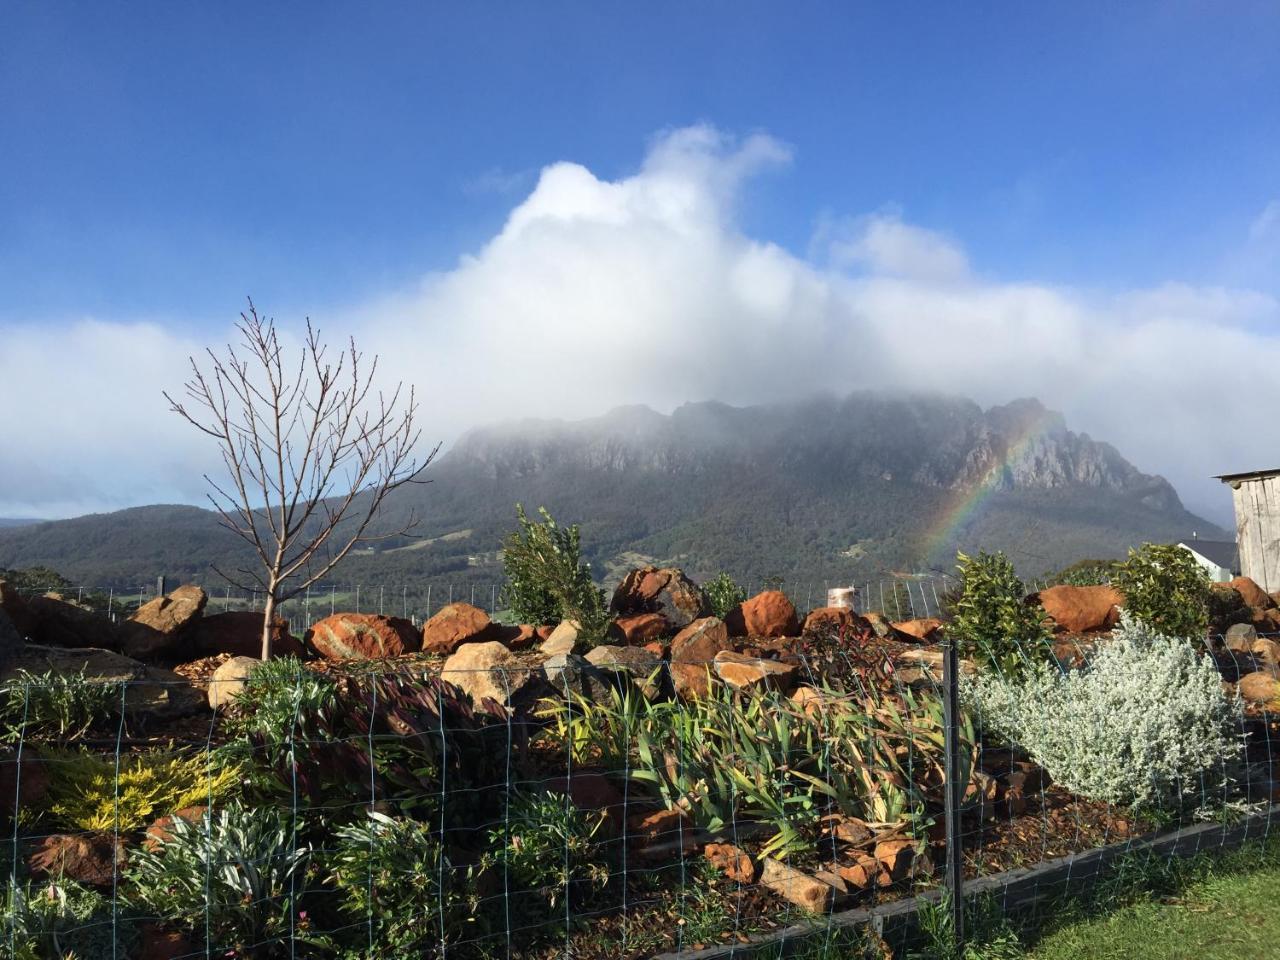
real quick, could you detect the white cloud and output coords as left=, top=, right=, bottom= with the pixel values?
left=2, top=124, right=1278, bottom=524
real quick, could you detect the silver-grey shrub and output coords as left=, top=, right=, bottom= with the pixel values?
left=964, top=614, right=1239, bottom=810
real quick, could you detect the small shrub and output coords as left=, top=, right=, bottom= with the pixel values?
left=1112, top=543, right=1210, bottom=639
left=702, top=573, right=747, bottom=619
left=44, top=748, right=240, bottom=831
left=483, top=789, right=610, bottom=910
left=1049, top=558, right=1122, bottom=587
left=0, top=880, right=132, bottom=960
left=964, top=615, right=1238, bottom=811
left=127, top=802, right=320, bottom=955
left=327, top=811, right=484, bottom=956
left=500, top=505, right=609, bottom=642
left=0, top=669, right=123, bottom=742
left=949, top=551, right=1051, bottom=671
left=228, top=671, right=509, bottom=824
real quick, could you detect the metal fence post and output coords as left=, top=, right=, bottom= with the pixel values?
left=942, top=633, right=965, bottom=947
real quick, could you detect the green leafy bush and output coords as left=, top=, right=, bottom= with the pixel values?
left=964, top=615, right=1238, bottom=811
left=702, top=573, right=747, bottom=619
left=483, top=790, right=610, bottom=910
left=1112, top=543, right=1210, bottom=639
left=43, top=748, right=240, bottom=831
left=949, top=551, right=1051, bottom=671
left=0, top=669, right=123, bottom=742
left=500, top=505, right=608, bottom=642
left=1048, top=558, right=1121, bottom=587
left=127, top=802, right=320, bottom=955
left=327, top=811, right=483, bottom=956
left=0, top=880, right=132, bottom=960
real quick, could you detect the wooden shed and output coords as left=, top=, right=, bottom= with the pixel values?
left=1217, top=468, right=1280, bottom=593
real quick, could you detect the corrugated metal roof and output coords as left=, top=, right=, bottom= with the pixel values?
left=1179, top=539, right=1239, bottom=571
left=1216, top=468, right=1280, bottom=483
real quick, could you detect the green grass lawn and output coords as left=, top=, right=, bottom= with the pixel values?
left=1024, top=855, right=1280, bottom=960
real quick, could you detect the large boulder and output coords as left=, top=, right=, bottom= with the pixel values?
left=713, top=650, right=798, bottom=693
left=1231, top=577, right=1276, bottom=611
left=0, top=644, right=203, bottom=719
left=891, top=618, right=945, bottom=642
left=207, top=656, right=258, bottom=710
left=585, top=644, right=664, bottom=699
left=540, top=619, right=625, bottom=657
left=542, top=653, right=615, bottom=702
left=440, top=640, right=544, bottom=710
left=0, top=608, right=22, bottom=660
left=306, top=613, right=420, bottom=660
left=420, top=602, right=503, bottom=655
left=123, top=584, right=208, bottom=660
left=25, top=593, right=117, bottom=649
left=26, top=833, right=126, bottom=887
left=188, top=611, right=301, bottom=659
left=669, top=616, right=731, bottom=698
left=725, top=591, right=799, bottom=639
left=0, top=580, right=36, bottom=638
left=615, top=613, right=670, bottom=645
left=1034, top=585, right=1123, bottom=634
left=609, top=567, right=708, bottom=632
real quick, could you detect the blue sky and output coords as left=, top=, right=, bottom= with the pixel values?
left=1, top=2, right=1279, bottom=521
left=4, top=1, right=1277, bottom=321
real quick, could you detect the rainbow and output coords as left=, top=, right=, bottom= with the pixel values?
left=921, top=404, right=1064, bottom=569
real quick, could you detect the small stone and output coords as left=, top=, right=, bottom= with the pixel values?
left=891, top=618, right=945, bottom=642
left=26, top=833, right=126, bottom=887
left=144, top=805, right=207, bottom=851
left=823, top=814, right=873, bottom=846
left=1238, top=670, right=1280, bottom=705
left=1225, top=622, right=1260, bottom=652
left=712, top=650, right=799, bottom=693
left=704, top=842, right=755, bottom=883
left=838, top=853, right=887, bottom=890
left=207, top=655, right=258, bottom=710
left=758, top=858, right=835, bottom=913
left=874, top=839, right=916, bottom=882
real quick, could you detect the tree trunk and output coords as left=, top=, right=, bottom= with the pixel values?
left=261, top=590, right=278, bottom=661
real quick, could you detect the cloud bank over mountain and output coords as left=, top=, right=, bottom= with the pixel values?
left=2, top=125, right=1277, bottom=522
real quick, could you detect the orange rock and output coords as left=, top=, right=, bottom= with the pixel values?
left=306, top=612, right=421, bottom=660
left=725, top=591, right=799, bottom=639
left=1034, top=585, right=1123, bottom=634
left=420, top=602, right=502, bottom=655
left=27, top=833, right=126, bottom=887
left=669, top=617, right=731, bottom=698
left=838, top=853, right=887, bottom=890
left=610, top=567, right=708, bottom=630
left=1232, top=577, right=1276, bottom=611
left=759, top=858, right=836, bottom=913
left=615, top=612, right=670, bottom=645
left=144, top=806, right=207, bottom=851
left=802, top=606, right=856, bottom=634
left=891, top=617, right=944, bottom=641
left=873, top=839, right=916, bottom=882
left=1239, top=670, right=1280, bottom=705
left=704, top=842, right=756, bottom=883
left=713, top=650, right=798, bottom=693
left=189, top=611, right=302, bottom=658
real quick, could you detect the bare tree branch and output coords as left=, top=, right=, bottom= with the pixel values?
left=165, top=299, right=436, bottom=658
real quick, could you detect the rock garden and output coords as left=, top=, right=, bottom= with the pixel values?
left=1, top=531, right=1279, bottom=959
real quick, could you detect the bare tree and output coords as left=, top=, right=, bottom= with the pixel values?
left=165, top=301, right=436, bottom=659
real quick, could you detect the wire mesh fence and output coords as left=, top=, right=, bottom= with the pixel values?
left=13, top=575, right=975, bottom=631
left=2, top=611, right=1278, bottom=958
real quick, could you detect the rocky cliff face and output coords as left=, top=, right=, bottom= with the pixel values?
left=443, top=394, right=1184, bottom=512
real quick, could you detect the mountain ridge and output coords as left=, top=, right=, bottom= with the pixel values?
left=0, top=392, right=1223, bottom=592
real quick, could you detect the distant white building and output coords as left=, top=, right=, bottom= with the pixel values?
left=1177, top=538, right=1238, bottom=583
